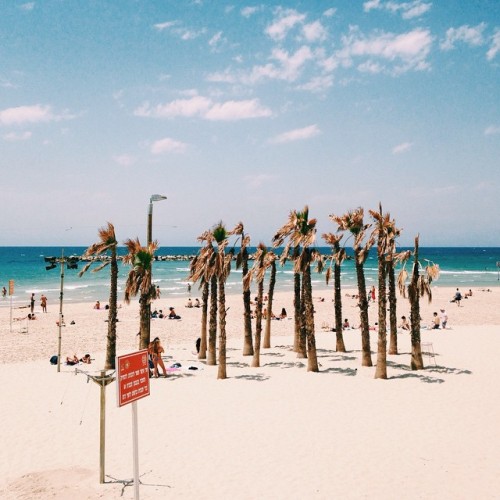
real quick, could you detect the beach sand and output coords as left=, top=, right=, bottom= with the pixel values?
left=0, top=286, right=499, bottom=499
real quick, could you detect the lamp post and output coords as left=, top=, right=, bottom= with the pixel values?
left=147, top=194, right=167, bottom=245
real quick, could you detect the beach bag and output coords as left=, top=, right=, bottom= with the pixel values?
left=50, top=355, right=58, bottom=365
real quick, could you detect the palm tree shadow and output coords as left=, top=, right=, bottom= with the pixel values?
left=234, top=373, right=270, bottom=382
left=320, top=367, right=358, bottom=377
left=265, top=361, right=306, bottom=369
left=426, top=366, right=472, bottom=375
left=261, top=352, right=285, bottom=357
left=390, top=372, right=445, bottom=384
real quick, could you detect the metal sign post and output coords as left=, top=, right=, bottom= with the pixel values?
left=116, top=350, right=151, bottom=500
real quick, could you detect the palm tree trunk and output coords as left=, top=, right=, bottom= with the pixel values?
left=304, top=263, right=318, bottom=372
left=293, top=272, right=301, bottom=352
left=139, top=295, right=150, bottom=350
left=252, top=280, right=264, bottom=367
left=207, top=276, right=217, bottom=366
left=297, top=273, right=307, bottom=359
left=387, top=259, right=398, bottom=355
left=333, top=246, right=346, bottom=352
left=355, top=250, right=372, bottom=367
left=217, top=280, right=227, bottom=379
left=409, top=237, right=424, bottom=370
left=198, top=281, right=209, bottom=360
left=105, top=249, right=118, bottom=369
left=263, top=260, right=276, bottom=349
left=242, top=248, right=254, bottom=356
left=374, top=253, right=388, bottom=379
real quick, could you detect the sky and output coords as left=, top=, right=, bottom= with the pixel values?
left=1, top=0, right=499, bottom=248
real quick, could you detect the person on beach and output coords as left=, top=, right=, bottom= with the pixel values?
left=451, top=288, right=462, bottom=306
left=399, top=316, right=410, bottom=330
left=2, top=286, right=6, bottom=298
left=148, top=337, right=167, bottom=377
left=370, top=286, right=376, bottom=302
left=168, top=307, right=181, bottom=319
left=439, top=309, right=448, bottom=329
left=30, top=293, right=35, bottom=313
left=194, top=298, right=201, bottom=308
left=94, top=300, right=100, bottom=310
left=430, top=312, right=440, bottom=329
left=156, top=285, right=161, bottom=298
left=40, top=294, right=47, bottom=312
left=343, top=318, right=350, bottom=329
left=279, top=308, right=287, bottom=320
left=186, top=298, right=193, bottom=308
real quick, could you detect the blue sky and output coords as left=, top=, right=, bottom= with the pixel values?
left=1, top=1, right=499, bottom=247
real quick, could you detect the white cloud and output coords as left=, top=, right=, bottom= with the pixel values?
left=358, top=60, right=383, bottom=73
left=323, top=8, right=337, bottom=18
left=204, top=99, right=272, bottom=121
left=135, top=96, right=272, bottom=121
left=209, top=31, right=225, bottom=51
left=296, top=75, right=334, bottom=92
left=0, top=104, right=74, bottom=126
left=153, top=21, right=178, bottom=31
left=486, top=29, right=500, bottom=60
left=484, top=125, right=500, bottom=136
left=302, top=21, right=328, bottom=43
left=20, top=2, right=35, bottom=11
left=270, top=124, right=321, bottom=144
left=440, top=23, right=486, bottom=51
left=3, top=131, right=32, bottom=142
left=150, top=137, right=188, bottom=155
left=241, top=6, right=260, bottom=18
left=113, top=154, right=136, bottom=166
left=363, top=1, right=431, bottom=19
left=392, top=141, right=413, bottom=154
left=338, top=27, right=432, bottom=74
left=265, top=8, right=306, bottom=41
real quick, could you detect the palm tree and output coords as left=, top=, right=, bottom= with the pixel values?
left=244, top=243, right=276, bottom=367
left=369, top=204, right=397, bottom=379
left=322, top=231, right=346, bottom=352
left=188, top=230, right=216, bottom=362
left=273, top=207, right=321, bottom=372
left=122, top=238, right=158, bottom=350
left=234, top=222, right=254, bottom=356
left=331, top=208, right=374, bottom=367
left=78, top=222, right=118, bottom=369
left=398, top=236, right=440, bottom=370
left=212, top=222, right=235, bottom=380
left=263, top=253, right=277, bottom=349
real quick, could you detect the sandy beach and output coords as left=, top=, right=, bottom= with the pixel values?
left=1, top=286, right=499, bottom=499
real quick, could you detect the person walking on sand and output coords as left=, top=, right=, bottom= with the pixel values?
left=30, top=293, right=35, bottom=313
left=40, top=294, right=47, bottom=313
left=148, top=337, right=167, bottom=377
left=451, top=288, right=462, bottom=306
left=2, top=286, right=6, bottom=298
left=439, top=308, right=448, bottom=329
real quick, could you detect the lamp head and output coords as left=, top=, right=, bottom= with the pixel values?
left=150, top=194, right=167, bottom=203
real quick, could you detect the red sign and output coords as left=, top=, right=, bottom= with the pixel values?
left=116, top=350, right=150, bottom=407
left=8, top=280, right=14, bottom=295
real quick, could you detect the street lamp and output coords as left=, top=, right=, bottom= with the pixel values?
left=147, top=194, right=167, bottom=245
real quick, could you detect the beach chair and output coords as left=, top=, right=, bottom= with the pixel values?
left=421, top=342, right=436, bottom=366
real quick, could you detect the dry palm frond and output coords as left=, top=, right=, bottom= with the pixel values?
left=78, top=261, right=93, bottom=278
left=91, top=261, right=110, bottom=273
left=397, top=269, right=408, bottom=297
left=325, top=267, right=331, bottom=285
left=394, top=250, right=412, bottom=264
left=425, top=263, right=440, bottom=281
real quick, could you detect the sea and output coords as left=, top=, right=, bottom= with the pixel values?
left=0, top=246, right=499, bottom=307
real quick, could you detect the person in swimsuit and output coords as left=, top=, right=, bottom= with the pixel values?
left=149, top=337, right=167, bottom=377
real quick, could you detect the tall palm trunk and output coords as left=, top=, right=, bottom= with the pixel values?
left=293, top=272, right=302, bottom=354
left=198, top=281, right=209, bottom=360
left=252, top=280, right=264, bottom=367
left=139, top=294, right=150, bottom=350
left=207, top=276, right=217, bottom=365
left=297, top=273, right=308, bottom=358
left=242, top=247, right=254, bottom=356
left=387, top=259, right=398, bottom=355
left=374, top=255, right=388, bottom=379
left=333, top=243, right=346, bottom=352
left=217, top=280, right=228, bottom=379
left=303, top=262, right=319, bottom=372
left=105, top=249, right=118, bottom=369
left=409, top=237, right=424, bottom=370
left=263, top=260, right=276, bottom=349
left=355, top=249, right=372, bottom=367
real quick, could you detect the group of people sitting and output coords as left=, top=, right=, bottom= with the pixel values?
left=185, top=298, right=201, bottom=308
left=261, top=307, right=287, bottom=320
left=151, top=307, right=182, bottom=319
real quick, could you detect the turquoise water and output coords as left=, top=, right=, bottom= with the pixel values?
left=0, top=247, right=499, bottom=307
